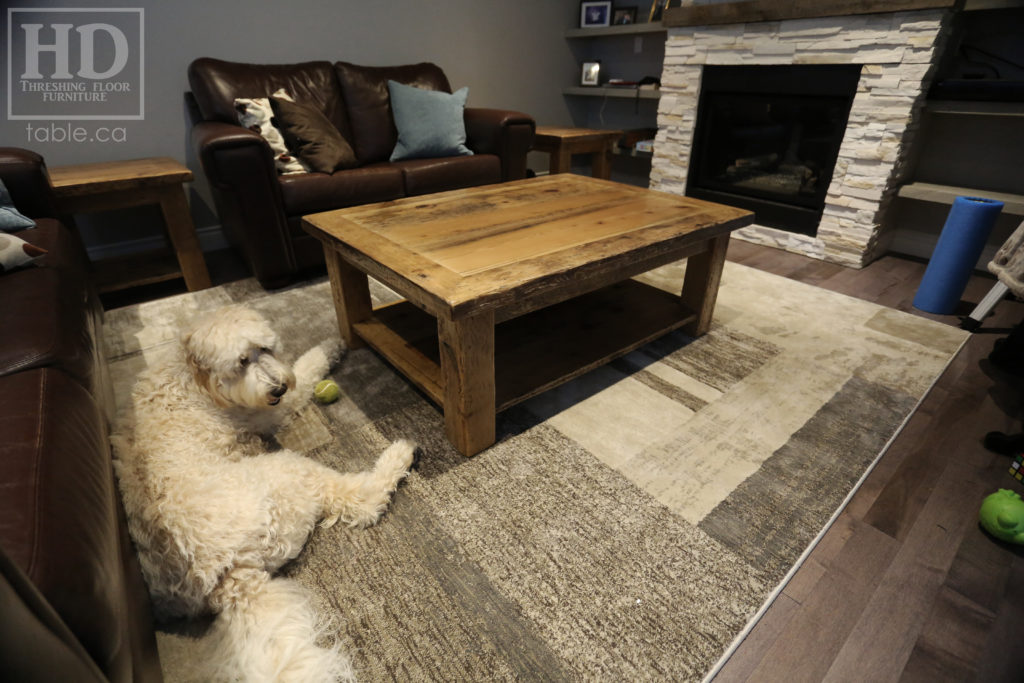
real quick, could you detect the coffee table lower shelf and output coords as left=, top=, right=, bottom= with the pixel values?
left=352, top=278, right=697, bottom=413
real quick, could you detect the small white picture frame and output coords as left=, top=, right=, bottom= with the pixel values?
left=580, top=1, right=612, bottom=28
left=581, top=61, right=601, bottom=86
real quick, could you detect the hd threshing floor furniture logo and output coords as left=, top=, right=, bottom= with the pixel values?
left=7, top=7, right=144, bottom=120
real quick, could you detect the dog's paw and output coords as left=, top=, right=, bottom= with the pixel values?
left=376, top=438, right=420, bottom=475
left=319, top=338, right=346, bottom=370
left=294, top=339, right=346, bottom=385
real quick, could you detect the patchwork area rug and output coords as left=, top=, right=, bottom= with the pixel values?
left=103, top=260, right=968, bottom=682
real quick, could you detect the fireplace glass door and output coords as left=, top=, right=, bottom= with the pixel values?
left=687, top=65, right=862, bottom=236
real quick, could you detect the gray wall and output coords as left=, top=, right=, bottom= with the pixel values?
left=2, top=0, right=583, bottom=255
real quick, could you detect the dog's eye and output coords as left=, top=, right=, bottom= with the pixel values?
left=239, top=355, right=250, bottom=368
left=260, top=346, right=271, bottom=354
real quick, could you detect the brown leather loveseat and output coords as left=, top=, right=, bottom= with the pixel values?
left=0, top=148, right=162, bottom=682
left=188, top=58, right=536, bottom=288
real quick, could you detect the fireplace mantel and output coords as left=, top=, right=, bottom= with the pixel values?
left=663, top=0, right=955, bottom=28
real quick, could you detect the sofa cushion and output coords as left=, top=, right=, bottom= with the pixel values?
left=0, top=544, right=109, bottom=682
left=279, top=164, right=405, bottom=216
left=0, top=222, right=98, bottom=393
left=0, top=232, right=46, bottom=271
left=394, top=154, right=502, bottom=197
left=234, top=90, right=309, bottom=175
left=0, top=148, right=59, bottom=220
left=15, top=218, right=90, bottom=275
left=271, top=96, right=358, bottom=173
left=388, top=81, right=473, bottom=161
left=0, top=368, right=131, bottom=682
left=0, top=178, right=35, bottom=230
left=189, top=58, right=353, bottom=141
left=334, top=61, right=453, bottom=165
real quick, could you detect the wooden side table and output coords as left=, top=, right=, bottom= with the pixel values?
left=532, top=126, right=623, bottom=180
left=48, top=157, right=212, bottom=293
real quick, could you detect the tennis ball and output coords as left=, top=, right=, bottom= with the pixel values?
left=313, top=379, right=340, bottom=404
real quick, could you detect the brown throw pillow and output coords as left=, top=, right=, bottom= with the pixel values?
left=270, top=97, right=357, bottom=173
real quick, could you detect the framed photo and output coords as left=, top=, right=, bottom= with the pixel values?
left=649, top=0, right=671, bottom=22
left=581, top=61, right=601, bottom=87
left=612, top=7, right=637, bottom=25
left=580, top=1, right=612, bottom=28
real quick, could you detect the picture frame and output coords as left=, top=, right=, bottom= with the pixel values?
left=581, top=61, right=601, bottom=87
left=612, top=7, right=637, bottom=25
left=580, top=1, right=612, bottom=28
left=649, top=0, right=671, bottom=23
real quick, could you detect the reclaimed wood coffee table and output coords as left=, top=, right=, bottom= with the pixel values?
left=303, top=175, right=752, bottom=456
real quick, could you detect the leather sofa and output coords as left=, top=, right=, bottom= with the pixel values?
left=188, top=58, right=537, bottom=289
left=0, top=148, right=162, bottom=682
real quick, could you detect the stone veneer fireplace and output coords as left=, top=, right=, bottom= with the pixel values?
left=650, top=8, right=953, bottom=267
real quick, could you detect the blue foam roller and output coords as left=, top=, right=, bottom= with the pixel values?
left=913, top=196, right=1004, bottom=314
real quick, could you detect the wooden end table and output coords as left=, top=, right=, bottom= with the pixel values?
left=303, top=175, right=752, bottom=457
left=48, top=157, right=212, bottom=293
left=532, top=126, right=623, bottom=179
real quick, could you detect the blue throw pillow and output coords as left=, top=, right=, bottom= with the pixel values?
left=0, top=179, right=35, bottom=231
left=388, top=80, right=473, bottom=162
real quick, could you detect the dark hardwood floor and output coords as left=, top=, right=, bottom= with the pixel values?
left=719, top=240, right=1024, bottom=683
left=106, top=239, right=1024, bottom=681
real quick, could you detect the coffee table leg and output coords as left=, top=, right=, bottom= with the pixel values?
left=438, top=312, right=496, bottom=457
left=323, top=245, right=372, bottom=349
left=681, top=233, right=730, bottom=337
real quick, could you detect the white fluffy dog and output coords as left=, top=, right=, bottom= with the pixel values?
left=110, top=305, right=418, bottom=682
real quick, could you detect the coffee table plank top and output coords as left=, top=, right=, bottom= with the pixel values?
left=304, top=175, right=752, bottom=319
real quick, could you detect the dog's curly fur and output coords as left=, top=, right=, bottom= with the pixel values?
left=110, top=306, right=418, bottom=682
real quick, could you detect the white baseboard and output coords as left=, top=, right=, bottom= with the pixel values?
left=85, top=224, right=229, bottom=261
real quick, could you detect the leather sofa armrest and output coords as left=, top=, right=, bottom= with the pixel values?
left=0, top=147, right=59, bottom=219
left=191, top=121, right=275, bottom=188
left=190, top=121, right=297, bottom=288
left=464, top=108, right=536, bottom=181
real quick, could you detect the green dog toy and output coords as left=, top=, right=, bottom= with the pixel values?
left=979, top=489, right=1024, bottom=545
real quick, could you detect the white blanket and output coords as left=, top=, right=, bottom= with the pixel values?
left=989, top=219, right=1024, bottom=298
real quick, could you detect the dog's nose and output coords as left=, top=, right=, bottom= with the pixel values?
left=270, top=385, right=287, bottom=398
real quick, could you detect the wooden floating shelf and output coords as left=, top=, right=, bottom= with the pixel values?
left=563, top=86, right=661, bottom=100
left=897, top=182, right=1024, bottom=216
left=354, top=279, right=696, bottom=413
left=662, top=0, right=955, bottom=28
left=564, top=22, right=666, bottom=39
